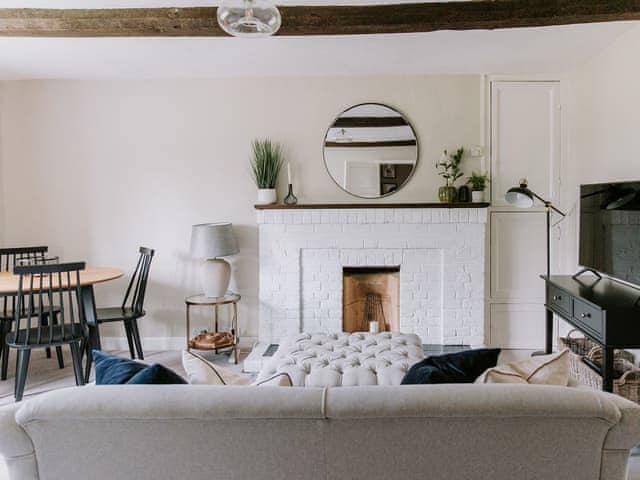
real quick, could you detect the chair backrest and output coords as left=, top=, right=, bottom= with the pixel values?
left=0, top=246, right=48, bottom=272
left=122, top=247, right=155, bottom=314
left=12, top=262, right=86, bottom=347
left=0, top=246, right=49, bottom=318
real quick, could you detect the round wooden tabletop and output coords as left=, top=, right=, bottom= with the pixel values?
left=0, top=267, right=124, bottom=294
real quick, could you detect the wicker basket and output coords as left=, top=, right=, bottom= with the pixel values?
left=567, top=351, right=640, bottom=403
left=559, top=329, right=598, bottom=356
left=560, top=329, right=635, bottom=372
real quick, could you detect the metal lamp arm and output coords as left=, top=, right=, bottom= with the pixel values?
left=528, top=189, right=566, bottom=217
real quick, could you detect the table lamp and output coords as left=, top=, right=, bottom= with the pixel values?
left=190, top=223, right=239, bottom=298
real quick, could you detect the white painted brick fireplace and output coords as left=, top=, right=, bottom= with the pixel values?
left=254, top=206, right=489, bottom=351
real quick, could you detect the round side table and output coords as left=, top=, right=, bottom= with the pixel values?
left=185, top=292, right=240, bottom=364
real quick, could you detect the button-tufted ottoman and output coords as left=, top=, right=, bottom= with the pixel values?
left=255, top=332, right=424, bottom=387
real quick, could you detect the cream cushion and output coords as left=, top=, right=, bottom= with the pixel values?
left=182, top=350, right=250, bottom=386
left=475, top=349, right=570, bottom=385
left=182, top=350, right=292, bottom=386
left=253, top=373, right=293, bottom=387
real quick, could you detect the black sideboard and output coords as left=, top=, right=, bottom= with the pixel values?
left=542, top=275, right=640, bottom=392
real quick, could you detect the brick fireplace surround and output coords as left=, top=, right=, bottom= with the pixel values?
left=245, top=203, right=489, bottom=372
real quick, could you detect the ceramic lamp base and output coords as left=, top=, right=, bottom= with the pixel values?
left=200, top=258, right=231, bottom=298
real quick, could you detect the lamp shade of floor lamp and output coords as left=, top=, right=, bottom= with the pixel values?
left=190, top=223, right=239, bottom=298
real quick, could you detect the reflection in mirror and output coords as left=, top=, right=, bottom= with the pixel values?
left=323, top=104, right=418, bottom=198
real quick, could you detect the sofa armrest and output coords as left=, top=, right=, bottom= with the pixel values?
left=601, top=392, right=640, bottom=451
left=0, top=403, right=38, bottom=480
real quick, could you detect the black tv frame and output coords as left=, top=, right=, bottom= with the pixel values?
left=577, top=180, right=640, bottom=289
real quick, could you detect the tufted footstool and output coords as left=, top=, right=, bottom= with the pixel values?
left=255, top=332, right=424, bottom=387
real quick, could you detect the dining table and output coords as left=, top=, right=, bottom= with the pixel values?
left=0, top=266, right=124, bottom=379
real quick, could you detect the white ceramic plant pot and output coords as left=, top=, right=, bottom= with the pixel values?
left=471, top=190, right=485, bottom=203
left=257, top=188, right=277, bottom=205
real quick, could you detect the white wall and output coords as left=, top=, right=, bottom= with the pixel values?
left=0, top=75, right=482, bottom=343
left=563, top=24, right=640, bottom=273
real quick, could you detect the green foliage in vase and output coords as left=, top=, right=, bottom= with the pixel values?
left=467, top=171, right=490, bottom=192
left=436, top=147, right=465, bottom=187
left=250, top=139, right=284, bottom=189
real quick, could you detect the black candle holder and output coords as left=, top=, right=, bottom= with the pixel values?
left=284, top=184, right=298, bottom=205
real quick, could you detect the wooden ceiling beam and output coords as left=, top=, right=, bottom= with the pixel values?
left=0, top=1, right=639, bottom=37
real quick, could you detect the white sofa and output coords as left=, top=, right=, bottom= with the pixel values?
left=1, top=384, right=639, bottom=480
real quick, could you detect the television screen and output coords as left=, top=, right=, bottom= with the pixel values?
left=579, top=181, right=640, bottom=286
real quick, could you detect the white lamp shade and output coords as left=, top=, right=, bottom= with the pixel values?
left=190, top=223, right=239, bottom=259
left=505, top=188, right=535, bottom=209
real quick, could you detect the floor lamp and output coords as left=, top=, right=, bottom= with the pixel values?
left=505, top=179, right=566, bottom=354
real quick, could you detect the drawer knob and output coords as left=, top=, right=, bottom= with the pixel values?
left=553, top=295, right=562, bottom=301
left=581, top=313, right=591, bottom=319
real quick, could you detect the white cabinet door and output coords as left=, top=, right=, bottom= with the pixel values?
left=491, top=81, right=561, bottom=207
left=491, top=211, right=546, bottom=301
left=490, top=303, right=546, bottom=349
left=489, top=80, right=562, bottom=349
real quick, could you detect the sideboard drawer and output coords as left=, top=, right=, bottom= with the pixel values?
left=548, top=285, right=571, bottom=314
left=573, top=299, right=603, bottom=337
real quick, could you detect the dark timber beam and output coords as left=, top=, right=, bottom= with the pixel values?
left=324, top=140, right=417, bottom=148
left=333, top=117, right=409, bottom=128
left=0, top=1, right=639, bottom=37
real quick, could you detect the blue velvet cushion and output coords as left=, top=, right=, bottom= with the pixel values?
left=127, top=363, right=187, bottom=385
left=93, top=350, right=186, bottom=385
left=401, top=348, right=501, bottom=384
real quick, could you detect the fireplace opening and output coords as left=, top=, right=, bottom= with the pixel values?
left=342, top=266, right=400, bottom=333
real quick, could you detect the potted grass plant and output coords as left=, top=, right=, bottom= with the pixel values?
left=467, top=171, right=490, bottom=202
left=250, top=138, right=284, bottom=205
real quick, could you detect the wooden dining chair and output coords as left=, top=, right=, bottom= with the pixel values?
left=8, top=262, right=87, bottom=401
left=94, top=247, right=155, bottom=361
left=0, top=246, right=65, bottom=381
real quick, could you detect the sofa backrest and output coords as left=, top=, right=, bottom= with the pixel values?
left=1, top=384, right=639, bottom=480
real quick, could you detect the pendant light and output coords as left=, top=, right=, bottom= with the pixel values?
left=217, top=0, right=281, bottom=37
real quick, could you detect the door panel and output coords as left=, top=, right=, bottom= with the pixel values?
left=344, top=161, right=379, bottom=197
left=491, top=82, right=561, bottom=207
left=491, top=211, right=546, bottom=301
left=490, top=303, right=546, bottom=349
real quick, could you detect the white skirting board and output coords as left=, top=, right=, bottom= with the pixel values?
left=99, top=336, right=257, bottom=352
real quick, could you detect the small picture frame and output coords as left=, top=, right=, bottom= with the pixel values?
left=382, top=164, right=396, bottom=179
left=382, top=183, right=397, bottom=195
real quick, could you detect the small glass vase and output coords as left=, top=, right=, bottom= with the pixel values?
left=438, top=186, right=458, bottom=203
left=284, top=184, right=298, bottom=205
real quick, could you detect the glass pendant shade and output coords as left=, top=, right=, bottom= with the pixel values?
left=217, top=0, right=281, bottom=37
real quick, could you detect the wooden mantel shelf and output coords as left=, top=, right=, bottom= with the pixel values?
left=254, top=202, right=490, bottom=210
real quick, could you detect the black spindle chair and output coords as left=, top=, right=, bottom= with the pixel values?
left=8, top=262, right=87, bottom=401
left=94, top=247, right=155, bottom=360
left=0, top=247, right=65, bottom=381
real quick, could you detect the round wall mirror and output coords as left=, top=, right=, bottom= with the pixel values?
left=323, top=103, right=418, bottom=199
